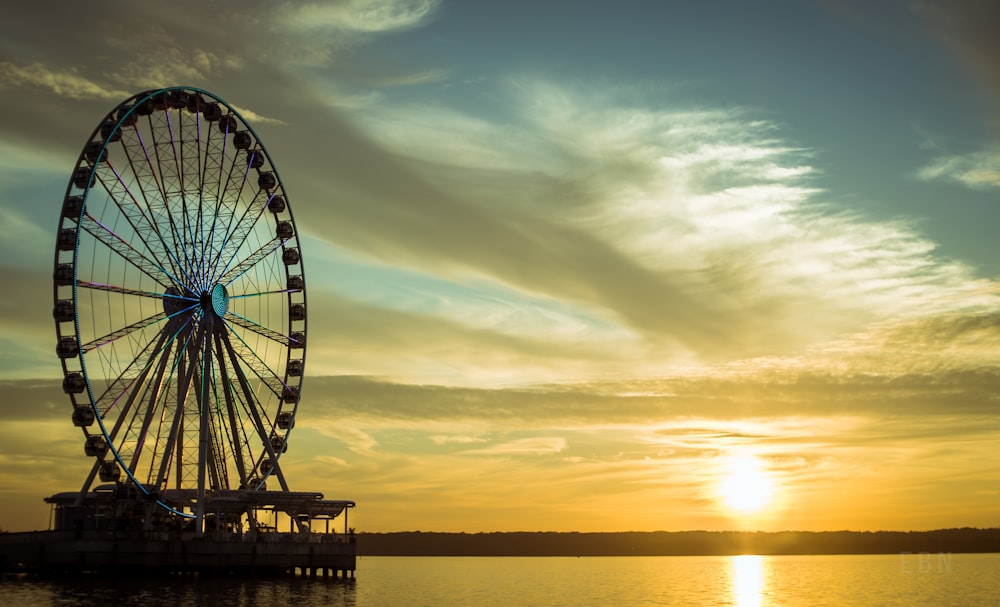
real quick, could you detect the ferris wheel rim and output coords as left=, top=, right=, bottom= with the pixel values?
left=53, top=86, right=307, bottom=516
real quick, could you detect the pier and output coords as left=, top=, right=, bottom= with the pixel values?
left=0, top=529, right=355, bottom=578
left=0, top=487, right=356, bottom=577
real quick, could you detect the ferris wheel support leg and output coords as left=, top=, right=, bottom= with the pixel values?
left=195, top=319, right=213, bottom=537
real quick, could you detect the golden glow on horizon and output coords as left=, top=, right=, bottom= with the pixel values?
left=719, top=455, right=774, bottom=515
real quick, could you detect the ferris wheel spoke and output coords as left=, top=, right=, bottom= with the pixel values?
left=184, top=108, right=229, bottom=288
left=121, top=378, right=176, bottom=486
left=154, top=406, right=184, bottom=487
left=164, top=106, right=184, bottom=193
left=80, top=311, right=169, bottom=354
left=192, top=112, right=214, bottom=287
left=229, top=380, right=265, bottom=487
left=175, top=109, right=213, bottom=289
left=123, top=121, right=168, bottom=207
left=218, top=328, right=290, bottom=492
left=149, top=322, right=203, bottom=490
left=228, top=287, right=298, bottom=299
left=216, top=237, right=284, bottom=286
left=102, top=316, right=195, bottom=466
left=197, top=146, right=243, bottom=294
left=223, top=329, right=289, bottom=400
left=92, top=314, right=195, bottom=416
left=129, top=322, right=203, bottom=475
left=127, top=113, right=210, bottom=287
left=208, top=121, right=242, bottom=228
left=78, top=213, right=180, bottom=289
left=223, top=313, right=297, bottom=348
left=148, top=110, right=204, bottom=290
left=208, top=190, right=273, bottom=285
left=77, top=279, right=197, bottom=305
left=207, top=123, right=250, bottom=268
left=181, top=201, right=203, bottom=289
left=206, top=375, right=230, bottom=492
left=118, top=332, right=179, bottom=474
left=194, top=330, right=222, bottom=498
left=199, top=213, right=224, bottom=287
left=93, top=325, right=175, bottom=455
left=91, top=153, right=195, bottom=287
left=212, top=329, right=252, bottom=489
left=151, top=375, right=186, bottom=490
left=197, top=107, right=215, bottom=198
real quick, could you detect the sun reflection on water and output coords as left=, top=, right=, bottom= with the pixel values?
left=731, top=555, right=764, bottom=607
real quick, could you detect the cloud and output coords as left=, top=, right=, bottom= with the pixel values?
left=294, top=370, right=1000, bottom=531
left=917, top=146, right=1000, bottom=189
left=296, top=339, right=1000, bottom=429
left=1, top=0, right=989, bottom=383
left=302, top=76, right=989, bottom=372
left=0, top=0, right=441, bottom=108
left=0, top=62, right=129, bottom=101
left=230, top=105, right=289, bottom=127
left=301, top=285, right=634, bottom=384
left=283, top=0, right=441, bottom=33
left=430, top=434, right=487, bottom=445
left=3, top=363, right=998, bottom=531
left=459, top=436, right=568, bottom=456
left=307, top=419, right=380, bottom=456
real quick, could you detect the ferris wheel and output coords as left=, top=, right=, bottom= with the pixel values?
left=52, top=86, right=306, bottom=522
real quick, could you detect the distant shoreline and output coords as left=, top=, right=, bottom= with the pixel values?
left=357, top=528, right=1000, bottom=556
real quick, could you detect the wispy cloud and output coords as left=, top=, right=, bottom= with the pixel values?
left=917, top=146, right=1000, bottom=190
left=282, top=0, right=441, bottom=33
left=430, top=434, right=488, bottom=446
left=460, top=436, right=568, bottom=456
left=0, top=62, right=128, bottom=100
left=3, top=357, right=998, bottom=531
left=298, top=76, right=991, bottom=382
left=0, top=0, right=442, bottom=105
left=7, top=2, right=982, bottom=389
left=230, top=105, right=288, bottom=127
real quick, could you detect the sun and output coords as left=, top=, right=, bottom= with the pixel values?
left=718, top=455, right=774, bottom=515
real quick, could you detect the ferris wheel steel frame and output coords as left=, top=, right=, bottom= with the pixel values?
left=52, top=86, right=307, bottom=531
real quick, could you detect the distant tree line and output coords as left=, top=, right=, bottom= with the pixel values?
left=357, top=528, right=1000, bottom=556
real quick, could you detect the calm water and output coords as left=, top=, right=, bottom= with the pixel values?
left=2, top=554, right=998, bottom=606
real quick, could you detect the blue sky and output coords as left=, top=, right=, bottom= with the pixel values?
left=378, top=0, right=997, bottom=271
left=0, top=0, right=998, bottom=533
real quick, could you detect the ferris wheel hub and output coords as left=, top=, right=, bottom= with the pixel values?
left=204, top=283, right=228, bottom=316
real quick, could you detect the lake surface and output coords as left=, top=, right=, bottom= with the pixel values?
left=3, top=553, right=998, bottom=606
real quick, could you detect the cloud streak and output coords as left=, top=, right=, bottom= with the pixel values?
left=282, top=0, right=441, bottom=33
left=0, top=62, right=129, bottom=100
left=299, top=76, right=992, bottom=376
left=918, top=146, right=1000, bottom=190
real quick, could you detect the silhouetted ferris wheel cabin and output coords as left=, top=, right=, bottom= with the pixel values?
left=52, top=86, right=308, bottom=530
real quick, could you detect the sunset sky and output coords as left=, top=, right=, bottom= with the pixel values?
left=1, top=0, right=998, bottom=533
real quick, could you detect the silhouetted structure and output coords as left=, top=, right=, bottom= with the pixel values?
left=2, top=86, right=355, bottom=577
left=357, top=529, right=1000, bottom=556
